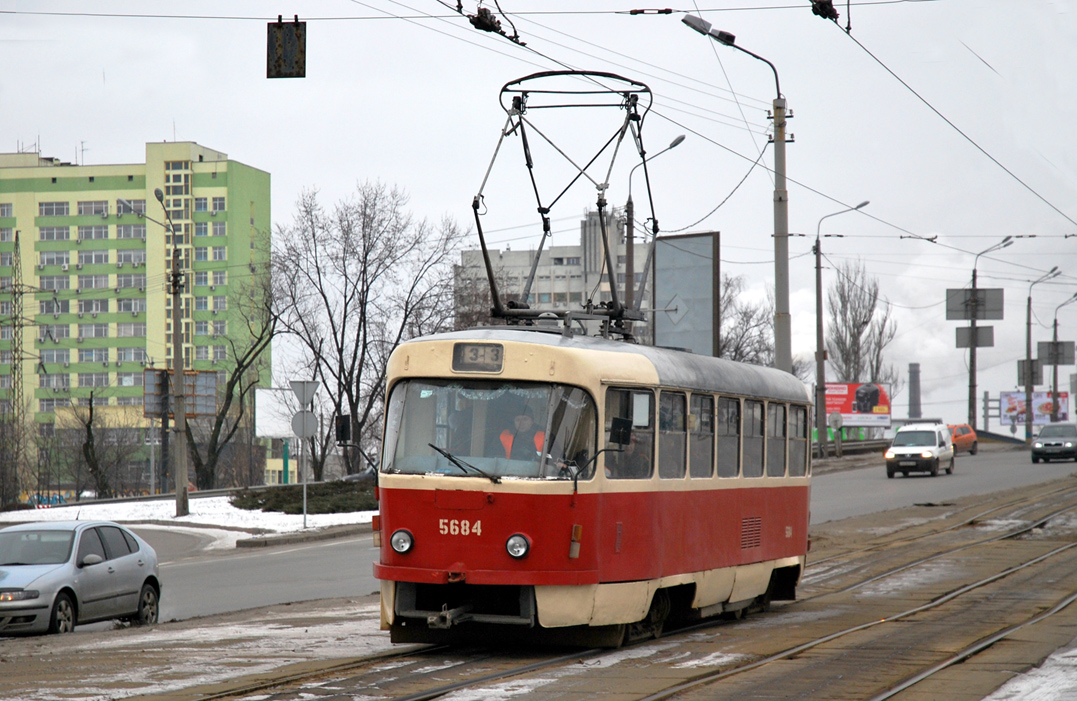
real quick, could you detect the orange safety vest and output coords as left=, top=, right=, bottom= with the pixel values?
left=500, top=429, right=545, bottom=459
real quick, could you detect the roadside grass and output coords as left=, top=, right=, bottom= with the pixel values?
left=230, top=481, right=377, bottom=514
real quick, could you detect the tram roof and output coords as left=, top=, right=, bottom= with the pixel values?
left=403, top=327, right=811, bottom=404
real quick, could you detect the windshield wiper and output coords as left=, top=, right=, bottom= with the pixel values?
left=428, top=443, right=501, bottom=484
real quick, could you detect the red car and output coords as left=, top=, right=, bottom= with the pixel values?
left=948, top=424, right=978, bottom=455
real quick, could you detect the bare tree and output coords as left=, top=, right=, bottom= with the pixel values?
left=274, top=183, right=464, bottom=478
left=825, top=259, right=899, bottom=387
left=718, top=274, right=774, bottom=365
left=185, top=263, right=277, bottom=490
left=55, top=397, right=146, bottom=499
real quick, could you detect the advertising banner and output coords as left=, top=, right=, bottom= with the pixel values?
left=1000, top=391, right=1070, bottom=426
left=824, top=382, right=892, bottom=427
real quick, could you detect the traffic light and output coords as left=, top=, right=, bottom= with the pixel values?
left=335, top=414, right=351, bottom=444
left=811, top=0, right=839, bottom=21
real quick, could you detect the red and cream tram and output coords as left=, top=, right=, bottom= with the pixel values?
left=373, top=327, right=812, bottom=646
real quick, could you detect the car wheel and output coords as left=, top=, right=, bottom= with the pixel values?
left=931, top=459, right=939, bottom=477
left=1032, top=456, right=1040, bottom=464
left=946, top=457, right=954, bottom=475
left=887, top=469, right=894, bottom=479
left=970, top=442, right=978, bottom=456
left=48, top=592, right=76, bottom=634
left=134, top=583, right=159, bottom=626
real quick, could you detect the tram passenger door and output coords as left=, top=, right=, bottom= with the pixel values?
left=601, top=388, right=660, bottom=581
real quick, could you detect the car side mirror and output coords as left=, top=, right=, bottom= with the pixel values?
left=79, top=553, right=104, bottom=568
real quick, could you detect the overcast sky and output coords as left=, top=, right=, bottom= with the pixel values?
left=2, top=1, right=1076, bottom=427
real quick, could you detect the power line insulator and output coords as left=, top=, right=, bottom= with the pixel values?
left=811, top=0, right=840, bottom=21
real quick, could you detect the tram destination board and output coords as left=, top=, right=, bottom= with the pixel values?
left=452, top=343, right=504, bottom=373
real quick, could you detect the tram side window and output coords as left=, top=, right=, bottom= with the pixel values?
left=658, top=392, right=687, bottom=479
left=743, top=400, right=765, bottom=478
left=789, top=405, right=808, bottom=476
left=766, top=403, right=787, bottom=477
left=605, top=388, right=654, bottom=479
left=716, top=397, right=740, bottom=478
left=689, top=394, right=714, bottom=478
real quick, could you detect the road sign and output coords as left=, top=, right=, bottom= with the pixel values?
left=290, top=380, right=319, bottom=407
left=1018, top=359, right=1043, bottom=386
left=945, top=288, right=1004, bottom=320
left=956, top=326, right=994, bottom=348
left=1038, top=341, right=1076, bottom=366
left=291, top=409, right=318, bottom=438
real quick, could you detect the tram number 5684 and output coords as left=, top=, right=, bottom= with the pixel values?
left=439, top=519, right=482, bottom=536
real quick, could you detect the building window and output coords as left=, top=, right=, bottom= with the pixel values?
left=116, top=199, right=146, bottom=215
left=211, top=221, right=226, bottom=237
left=117, top=347, right=148, bottom=362
left=195, top=296, right=208, bottom=311
left=212, top=196, right=225, bottom=212
left=77, top=275, right=109, bottom=290
left=79, top=348, right=108, bottom=363
left=212, top=296, right=227, bottom=312
left=116, top=396, right=144, bottom=406
left=116, top=249, right=146, bottom=265
left=79, top=299, right=108, bottom=314
left=40, top=349, right=68, bottom=364
left=117, top=298, right=146, bottom=313
left=0, top=301, right=9, bottom=315
left=39, top=399, right=68, bottom=413
left=0, top=350, right=11, bottom=364
left=212, top=246, right=226, bottom=261
left=213, top=320, right=226, bottom=336
left=116, top=273, right=146, bottom=289
left=77, top=201, right=108, bottom=216
left=117, top=323, right=146, bottom=338
left=40, top=373, right=70, bottom=389
left=196, top=346, right=210, bottom=361
left=195, top=272, right=209, bottom=287
left=40, top=251, right=70, bottom=266
left=79, top=373, right=110, bottom=388
left=39, top=276, right=70, bottom=291
left=0, top=277, right=11, bottom=291
left=538, top=293, right=551, bottom=303
left=38, top=202, right=69, bottom=216
left=39, top=300, right=70, bottom=315
left=117, top=224, right=147, bottom=239
left=117, top=372, right=143, bottom=387
left=195, top=222, right=209, bottom=237
left=195, top=321, right=210, bottom=335
left=212, top=270, right=226, bottom=285
left=213, top=345, right=227, bottom=361
left=0, top=253, right=11, bottom=267
left=0, top=327, right=11, bottom=340
left=0, top=203, right=12, bottom=217
left=78, top=225, right=108, bottom=241
left=194, top=247, right=208, bottom=261
left=78, top=250, right=109, bottom=265
left=0, top=228, right=12, bottom=243
left=39, top=227, right=70, bottom=241
left=194, top=197, right=208, bottom=212
left=78, top=323, right=109, bottom=339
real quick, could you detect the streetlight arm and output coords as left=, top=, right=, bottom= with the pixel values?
left=682, top=14, right=780, bottom=97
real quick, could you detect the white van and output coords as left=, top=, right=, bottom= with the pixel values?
left=884, top=423, right=954, bottom=478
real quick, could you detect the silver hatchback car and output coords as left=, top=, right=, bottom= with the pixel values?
left=0, top=521, right=161, bottom=635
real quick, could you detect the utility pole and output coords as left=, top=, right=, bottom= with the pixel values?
left=156, top=188, right=189, bottom=517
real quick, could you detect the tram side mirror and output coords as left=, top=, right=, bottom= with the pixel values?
left=610, top=417, right=632, bottom=446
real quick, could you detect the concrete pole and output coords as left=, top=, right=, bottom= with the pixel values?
left=1052, top=316, right=1060, bottom=423
left=908, top=363, right=921, bottom=419
left=772, top=97, right=791, bottom=374
left=814, top=235, right=827, bottom=458
left=171, top=244, right=189, bottom=517
left=625, top=195, right=634, bottom=310
left=1026, top=291, right=1034, bottom=442
left=968, top=268, right=978, bottom=430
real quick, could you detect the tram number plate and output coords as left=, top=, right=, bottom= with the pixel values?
left=452, top=343, right=504, bottom=373
left=439, top=519, right=482, bottom=536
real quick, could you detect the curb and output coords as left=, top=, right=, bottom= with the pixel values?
left=235, top=522, right=371, bottom=548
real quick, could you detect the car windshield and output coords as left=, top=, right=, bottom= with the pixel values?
left=0, top=530, right=75, bottom=566
left=382, top=379, right=597, bottom=480
left=891, top=431, right=935, bottom=447
left=1038, top=425, right=1077, bottom=438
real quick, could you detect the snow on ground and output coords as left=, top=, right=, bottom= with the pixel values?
left=0, top=495, right=377, bottom=537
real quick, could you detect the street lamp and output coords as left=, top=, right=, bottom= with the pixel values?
left=682, top=14, right=792, bottom=374
left=154, top=188, right=190, bottom=517
left=1051, top=292, right=1077, bottom=423
left=626, top=134, right=685, bottom=310
left=1026, top=267, right=1060, bottom=441
left=967, top=237, right=1013, bottom=429
left=814, top=201, right=869, bottom=458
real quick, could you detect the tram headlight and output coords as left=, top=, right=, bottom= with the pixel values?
left=390, top=529, right=414, bottom=554
left=506, top=533, right=530, bottom=559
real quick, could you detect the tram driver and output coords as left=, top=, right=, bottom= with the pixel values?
left=500, top=406, right=546, bottom=461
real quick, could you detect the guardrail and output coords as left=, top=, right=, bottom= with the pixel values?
left=813, top=439, right=890, bottom=457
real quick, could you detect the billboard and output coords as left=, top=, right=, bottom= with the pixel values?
left=654, top=232, right=720, bottom=356
left=1000, top=391, right=1070, bottom=425
left=824, top=382, right=892, bottom=427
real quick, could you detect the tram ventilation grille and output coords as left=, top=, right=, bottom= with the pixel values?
left=741, top=517, right=762, bottom=549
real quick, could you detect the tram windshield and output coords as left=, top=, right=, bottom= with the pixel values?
left=382, top=379, right=598, bottom=480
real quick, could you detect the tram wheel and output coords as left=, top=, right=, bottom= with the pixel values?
left=625, top=590, right=670, bottom=643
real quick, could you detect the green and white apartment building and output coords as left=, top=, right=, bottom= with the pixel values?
left=0, top=142, right=271, bottom=489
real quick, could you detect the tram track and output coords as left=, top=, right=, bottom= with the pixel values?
left=219, top=480, right=1077, bottom=701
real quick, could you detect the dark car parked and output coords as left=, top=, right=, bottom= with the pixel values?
left=1031, top=423, right=1077, bottom=463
